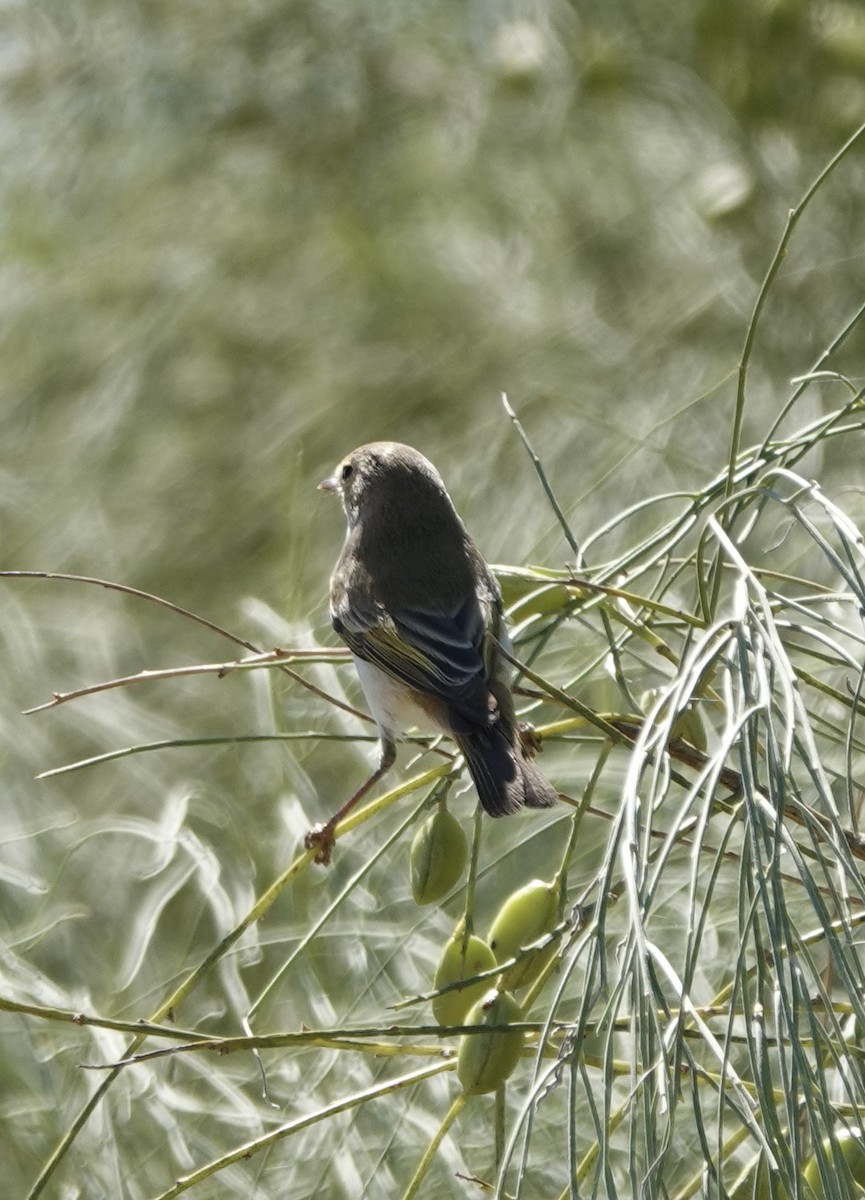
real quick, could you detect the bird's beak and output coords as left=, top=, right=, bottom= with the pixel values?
left=318, top=474, right=338, bottom=493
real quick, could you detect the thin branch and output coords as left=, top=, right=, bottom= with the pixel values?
left=0, top=570, right=262, bottom=652
left=501, top=392, right=583, bottom=563
left=724, top=119, right=865, bottom=505
left=22, top=648, right=348, bottom=715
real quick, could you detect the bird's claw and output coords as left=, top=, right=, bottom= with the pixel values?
left=517, top=721, right=544, bottom=757
left=304, top=823, right=336, bottom=866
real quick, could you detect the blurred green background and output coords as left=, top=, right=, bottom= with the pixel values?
left=2, top=1, right=865, bottom=1196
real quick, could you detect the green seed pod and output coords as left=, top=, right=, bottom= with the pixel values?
left=432, top=931, right=498, bottom=1027
left=727, top=1155, right=779, bottom=1200
left=640, top=688, right=708, bottom=752
left=639, top=686, right=665, bottom=715
left=672, top=705, right=708, bottom=753
left=488, top=879, right=559, bottom=989
left=495, top=567, right=573, bottom=617
left=803, top=1130, right=865, bottom=1196
left=456, top=990, right=525, bottom=1095
left=409, top=808, right=467, bottom=906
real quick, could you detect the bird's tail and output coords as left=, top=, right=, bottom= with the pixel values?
left=456, top=726, right=558, bottom=817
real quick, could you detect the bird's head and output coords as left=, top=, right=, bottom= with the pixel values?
left=319, top=442, right=449, bottom=530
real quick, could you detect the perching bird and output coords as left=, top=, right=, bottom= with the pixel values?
left=306, top=441, right=557, bottom=863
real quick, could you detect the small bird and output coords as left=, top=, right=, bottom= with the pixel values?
left=306, top=441, right=557, bottom=864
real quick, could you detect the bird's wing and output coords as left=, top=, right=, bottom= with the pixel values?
left=332, top=588, right=496, bottom=729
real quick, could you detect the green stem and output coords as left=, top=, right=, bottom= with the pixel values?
left=402, top=1093, right=467, bottom=1200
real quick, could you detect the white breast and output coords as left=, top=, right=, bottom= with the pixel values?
left=353, top=656, right=446, bottom=741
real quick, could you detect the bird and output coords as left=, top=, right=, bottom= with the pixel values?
left=306, top=441, right=558, bottom=864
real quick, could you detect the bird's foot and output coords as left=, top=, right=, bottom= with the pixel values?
left=304, top=822, right=336, bottom=867
left=517, top=721, right=544, bottom=758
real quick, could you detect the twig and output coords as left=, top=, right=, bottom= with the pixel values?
left=0, top=571, right=261, bottom=652
left=2, top=570, right=366, bottom=725
left=501, top=393, right=583, bottom=564
left=22, top=649, right=348, bottom=715
left=724, top=119, right=865, bottom=506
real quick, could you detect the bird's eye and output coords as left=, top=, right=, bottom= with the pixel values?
left=340, top=462, right=354, bottom=482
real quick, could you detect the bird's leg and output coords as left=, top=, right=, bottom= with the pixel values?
left=517, top=720, right=544, bottom=758
left=304, top=738, right=397, bottom=866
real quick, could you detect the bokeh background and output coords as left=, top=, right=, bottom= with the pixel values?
left=2, top=1, right=865, bottom=1196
